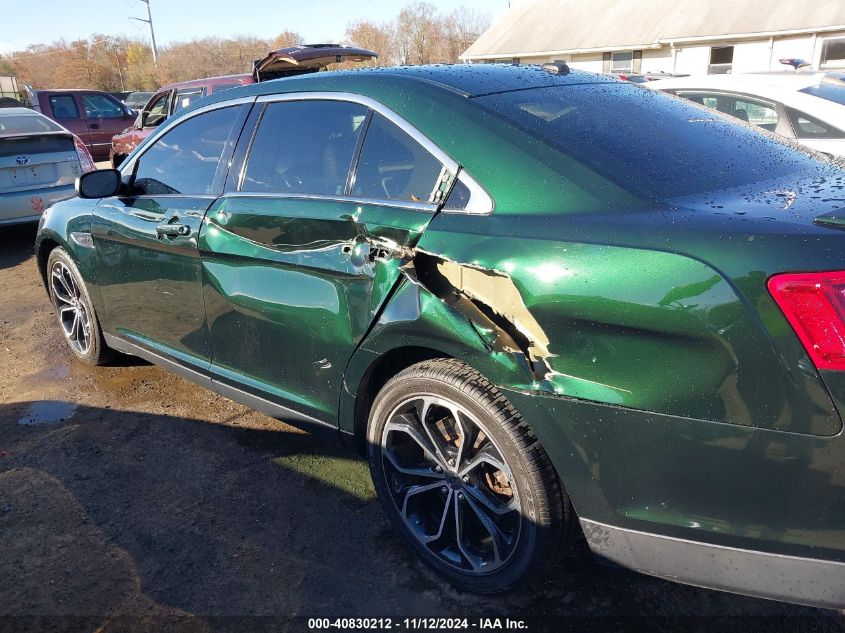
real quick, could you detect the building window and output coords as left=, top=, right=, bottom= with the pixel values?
left=821, top=37, right=845, bottom=68
left=610, top=51, right=634, bottom=73
left=708, top=46, right=734, bottom=74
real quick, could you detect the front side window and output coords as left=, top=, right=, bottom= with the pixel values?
left=144, top=92, right=170, bottom=127
left=173, top=89, right=204, bottom=113
left=352, top=113, right=444, bottom=203
left=821, top=37, right=845, bottom=68
left=708, top=46, right=734, bottom=74
left=49, top=95, right=79, bottom=119
left=241, top=100, right=368, bottom=195
left=133, top=106, right=242, bottom=196
left=785, top=107, right=845, bottom=139
left=83, top=94, right=125, bottom=118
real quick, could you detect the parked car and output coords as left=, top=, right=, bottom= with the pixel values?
left=1, top=107, right=94, bottom=226
left=647, top=71, right=845, bottom=156
left=122, top=91, right=155, bottom=112
left=36, top=64, right=845, bottom=606
left=612, top=71, right=689, bottom=83
left=109, top=44, right=377, bottom=167
left=24, top=87, right=136, bottom=161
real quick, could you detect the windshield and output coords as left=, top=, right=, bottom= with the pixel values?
left=0, top=113, right=62, bottom=135
left=800, top=83, right=845, bottom=106
left=474, top=83, right=824, bottom=200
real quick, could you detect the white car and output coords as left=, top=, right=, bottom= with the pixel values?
left=647, top=72, right=845, bottom=157
left=0, top=108, right=95, bottom=226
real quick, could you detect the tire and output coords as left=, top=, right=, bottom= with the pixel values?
left=367, top=358, right=570, bottom=593
left=46, top=247, right=114, bottom=365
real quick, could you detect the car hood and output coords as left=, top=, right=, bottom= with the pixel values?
left=252, top=44, right=377, bottom=82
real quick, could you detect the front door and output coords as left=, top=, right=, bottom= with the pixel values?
left=201, top=99, right=453, bottom=421
left=80, top=93, right=135, bottom=160
left=92, top=103, right=249, bottom=369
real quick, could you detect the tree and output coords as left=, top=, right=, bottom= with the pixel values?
left=345, top=20, right=396, bottom=66
left=395, top=2, right=439, bottom=65
left=441, top=8, right=490, bottom=63
left=271, top=30, right=302, bottom=49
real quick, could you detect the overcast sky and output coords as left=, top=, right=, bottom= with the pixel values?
left=2, top=0, right=513, bottom=54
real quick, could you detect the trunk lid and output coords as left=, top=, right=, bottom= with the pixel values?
left=0, top=132, right=79, bottom=192
left=252, top=44, right=377, bottom=82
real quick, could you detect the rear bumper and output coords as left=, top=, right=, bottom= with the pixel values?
left=0, top=184, right=75, bottom=225
left=582, top=519, right=845, bottom=609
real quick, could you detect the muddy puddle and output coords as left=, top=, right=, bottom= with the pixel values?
left=17, top=400, right=78, bottom=426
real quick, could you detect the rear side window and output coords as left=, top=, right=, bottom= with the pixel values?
left=173, top=88, right=204, bottom=112
left=786, top=107, right=845, bottom=139
left=476, top=84, right=822, bottom=200
left=352, top=113, right=444, bottom=203
left=799, top=83, right=845, bottom=106
left=83, top=94, right=125, bottom=118
left=241, top=100, right=368, bottom=195
left=133, top=106, right=242, bottom=196
left=49, top=95, right=79, bottom=119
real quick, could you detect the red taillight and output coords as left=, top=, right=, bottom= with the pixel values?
left=768, top=271, right=845, bottom=370
left=74, top=136, right=95, bottom=173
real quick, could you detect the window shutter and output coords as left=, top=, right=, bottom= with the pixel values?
left=602, top=52, right=611, bottom=73
left=633, top=50, right=643, bottom=73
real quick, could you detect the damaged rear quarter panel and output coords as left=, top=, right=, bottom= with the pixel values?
left=395, top=212, right=839, bottom=437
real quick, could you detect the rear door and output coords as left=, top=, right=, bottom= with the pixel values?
left=92, top=101, right=250, bottom=369
left=45, top=94, right=89, bottom=146
left=200, top=96, right=455, bottom=421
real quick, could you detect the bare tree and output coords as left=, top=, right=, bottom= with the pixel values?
left=395, top=2, right=439, bottom=65
left=441, top=7, right=490, bottom=62
left=345, top=20, right=396, bottom=66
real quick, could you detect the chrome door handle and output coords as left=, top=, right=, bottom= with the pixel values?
left=156, top=223, right=191, bottom=237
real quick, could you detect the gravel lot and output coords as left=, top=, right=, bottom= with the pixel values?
left=1, top=223, right=844, bottom=632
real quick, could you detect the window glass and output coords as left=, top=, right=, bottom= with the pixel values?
left=83, top=94, right=125, bottom=118
left=821, top=37, right=845, bottom=68
left=173, top=89, right=204, bottom=112
left=476, top=83, right=821, bottom=201
left=800, top=83, right=845, bottom=106
left=241, top=100, right=367, bottom=195
left=785, top=107, right=845, bottom=139
left=49, top=95, right=79, bottom=119
left=731, top=97, right=778, bottom=131
left=133, top=106, right=241, bottom=196
left=708, top=46, right=733, bottom=74
left=144, top=92, right=170, bottom=127
left=353, top=113, right=443, bottom=203
left=0, top=113, right=61, bottom=134
left=444, top=178, right=471, bottom=209
left=610, top=51, right=633, bottom=74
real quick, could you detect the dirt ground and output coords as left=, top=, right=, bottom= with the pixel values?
left=1, top=223, right=844, bottom=633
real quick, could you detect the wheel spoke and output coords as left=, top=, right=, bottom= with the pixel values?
left=419, top=489, right=453, bottom=543
left=400, top=481, right=445, bottom=518
left=414, top=397, right=452, bottom=468
left=463, top=493, right=507, bottom=565
left=385, top=414, right=444, bottom=468
left=463, top=482, right=517, bottom=516
left=383, top=446, right=444, bottom=479
left=459, top=445, right=506, bottom=477
left=51, top=270, right=74, bottom=304
left=454, top=495, right=484, bottom=572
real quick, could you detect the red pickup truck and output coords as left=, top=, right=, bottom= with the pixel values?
left=25, top=88, right=136, bottom=161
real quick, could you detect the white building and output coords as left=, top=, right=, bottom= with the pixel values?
left=461, top=0, right=845, bottom=75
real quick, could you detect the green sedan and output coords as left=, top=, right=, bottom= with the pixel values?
left=35, top=63, right=845, bottom=606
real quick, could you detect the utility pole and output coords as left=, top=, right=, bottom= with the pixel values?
left=130, top=0, right=158, bottom=67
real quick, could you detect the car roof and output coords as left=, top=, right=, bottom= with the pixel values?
left=649, top=72, right=827, bottom=92
left=0, top=107, right=40, bottom=116
left=229, top=63, right=616, bottom=101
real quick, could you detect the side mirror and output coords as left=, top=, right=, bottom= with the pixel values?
left=76, top=169, right=121, bottom=199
